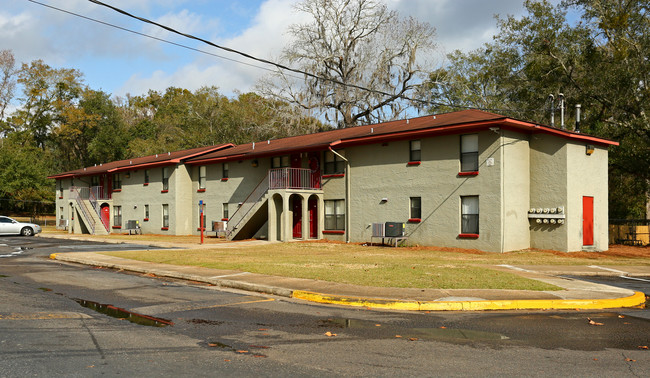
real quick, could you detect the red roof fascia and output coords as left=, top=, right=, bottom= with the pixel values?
left=108, top=160, right=179, bottom=173
left=330, top=120, right=506, bottom=148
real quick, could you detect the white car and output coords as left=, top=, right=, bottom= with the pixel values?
left=0, top=216, right=42, bottom=236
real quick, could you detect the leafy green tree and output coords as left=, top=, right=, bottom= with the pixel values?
left=421, top=0, right=649, bottom=218
left=10, top=60, right=85, bottom=149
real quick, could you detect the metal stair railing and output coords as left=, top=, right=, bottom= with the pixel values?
left=226, top=172, right=270, bottom=239
left=89, top=186, right=109, bottom=232
left=70, top=187, right=96, bottom=234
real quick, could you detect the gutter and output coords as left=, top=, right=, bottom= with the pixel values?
left=328, top=147, right=350, bottom=243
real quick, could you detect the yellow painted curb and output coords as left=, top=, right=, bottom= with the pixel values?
left=49, top=253, right=58, bottom=259
left=291, top=290, right=647, bottom=311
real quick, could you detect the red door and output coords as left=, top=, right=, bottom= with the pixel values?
left=583, top=196, right=594, bottom=246
left=308, top=198, right=317, bottom=238
left=101, top=205, right=110, bottom=230
left=293, top=199, right=302, bottom=238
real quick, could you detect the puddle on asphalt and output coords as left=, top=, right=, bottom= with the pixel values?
left=74, top=299, right=174, bottom=327
left=319, top=318, right=509, bottom=341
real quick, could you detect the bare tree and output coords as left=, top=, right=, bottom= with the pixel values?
left=261, top=0, right=436, bottom=128
left=0, top=50, right=18, bottom=121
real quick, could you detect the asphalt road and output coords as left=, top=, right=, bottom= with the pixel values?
left=1, top=236, right=649, bottom=377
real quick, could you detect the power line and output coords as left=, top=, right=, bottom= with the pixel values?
left=26, top=0, right=293, bottom=77
left=30, top=0, right=525, bottom=114
left=84, top=0, right=474, bottom=110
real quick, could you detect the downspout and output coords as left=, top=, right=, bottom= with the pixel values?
left=500, top=129, right=505, bottom=253
left=329, top=147, right=350, bottom=243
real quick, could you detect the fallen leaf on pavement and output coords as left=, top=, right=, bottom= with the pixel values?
left=638, top=346, right=648, bottom=350
left=593, top=358, right=598, bottom=361
left=258, top=328, right=268, bottom=331
left=408, top=338, right=418, bottom=341
left=224, top=359, right=231, bottom=362
left=587, top=318, right=604, bottom=326
left=625, top=358, right=636, bottom=362
left=375, top=324, right=381, bottom=327
left=324, top=331, right=337, bottom=337
left=395, top=335, right=402, bottom=338
left=440, top=326, right=446, bottom=329
left=618, top=315, right=625, bottom=318
left=236, top=350, right=248, bottom=354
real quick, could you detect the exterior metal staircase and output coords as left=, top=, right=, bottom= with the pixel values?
left=70, top=187, right=109, bottom=235
left=226, top=168, right=321, bottom=241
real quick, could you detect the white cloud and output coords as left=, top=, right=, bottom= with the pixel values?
left=117, top=0, right=306, bottom=97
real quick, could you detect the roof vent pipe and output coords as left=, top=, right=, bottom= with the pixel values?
left=168, top=152, right=170, bottom=155
left=406, top=119, right=409, bottom=124
left=548, top=94, right=555, bottom=126
left=575, top=104, right=581, bottom=133
left=371, top=127, right=374, bottom=133
left=267, top=140, right=270, bottom=144
left=558, top=93, right=565, bottom=130
left=252, top=142, right=255, bottom=150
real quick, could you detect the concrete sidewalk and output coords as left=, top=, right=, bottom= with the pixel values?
left=48, top=249, right=648, bottom=311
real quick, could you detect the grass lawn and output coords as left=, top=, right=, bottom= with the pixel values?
left=99, top=241, right=650, bottom=291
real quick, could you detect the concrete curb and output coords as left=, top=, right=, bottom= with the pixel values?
left=49, top=253, right=648, bottom=312
left=49, top=253, right=294, bottom=298
left=291, top=290, right=647, bottom=311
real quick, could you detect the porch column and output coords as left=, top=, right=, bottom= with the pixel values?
left=282, top=193, right=291, bottom=242
left=301, top=195, right=309, bottom=241
left=268, top=193, right=277, bottom=242
left=317, top=194, right=324, bottom=240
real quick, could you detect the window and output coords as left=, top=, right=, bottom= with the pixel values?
left=223, top=203, right=229, bottom=219
left=91, top=176, right=99, bottom=187
left=409, top=140, right=421, bottom=162
left=410, top=197, right=421, bottom=219
left=461, top=196, right=479, bottom=234
left=199, top=166, right=207, bottom=189
left=162, top=204, right=169, bottom=228
left=59, top=207, right=63, bottom=220
left=325, top=199, right=345, bottom=230
left=112, top=173, right=122, bottom=190
left=144, top=169, right=150, bottom=184
left=113, top=206, right=122, bottom=227
left=460, top=134, right=479, bottom=172
left=324, top=150, right=345, bottom=174
left=144, top=204, right=149, bottom=220
left=271, top=156, right=290, bottom=168
left=222, top=163, right=229, bottom=179
left=162, top=167, right=170, bottom=190
left=58, top=180, right=63, bottom=197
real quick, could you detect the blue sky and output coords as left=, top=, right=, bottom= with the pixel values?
left=4, top=0, right=543, bottom=100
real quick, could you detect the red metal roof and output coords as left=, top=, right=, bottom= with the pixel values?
left=185, top=109, right=618, bottom=165
left=48, top=110, right=618, bottom=178
left=47, top=144, right=233, bottom=179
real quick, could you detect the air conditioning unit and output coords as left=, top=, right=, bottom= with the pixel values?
left=372, top=223, right=385, bottom=237
left=385, top=222, right=405, bottom=237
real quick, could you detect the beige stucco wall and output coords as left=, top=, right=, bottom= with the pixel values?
left=501, top=130, right=531, bottom=252
left=529, top=134, right=609, bottom=251
left=529, top=134, right=569, bottom=251
left=336, top=130, right=514, bottom=252
left=566, top=143, right=609, bottom=251
left=192, top=158, right=270, bottom=235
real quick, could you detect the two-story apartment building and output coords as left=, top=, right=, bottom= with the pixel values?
left=49, top=109, right=618, bottom=252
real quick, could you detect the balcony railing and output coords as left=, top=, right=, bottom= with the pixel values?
left=269, top=168, right=321, bottom=190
